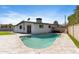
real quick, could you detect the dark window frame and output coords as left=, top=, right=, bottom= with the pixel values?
left=19, top=25, right=22, bottom=29
left=48, top=25, right=51, bottom=28
left=39, top=24, right=43, bottom=28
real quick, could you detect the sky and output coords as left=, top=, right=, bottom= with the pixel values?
left=0, top=5, right=76, bottom=25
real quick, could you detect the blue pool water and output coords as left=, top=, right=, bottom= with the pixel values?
left=20, top=33, right=60, bottom=49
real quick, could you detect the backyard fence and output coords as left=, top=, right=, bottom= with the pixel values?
left=68, top=24, right=79, bottom=41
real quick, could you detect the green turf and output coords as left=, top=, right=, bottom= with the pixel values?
left=0, top=31, right=13, bottom=35
left=67, top=32, right=79, bottom=48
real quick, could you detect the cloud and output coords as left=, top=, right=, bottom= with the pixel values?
left=0, top=10, right=67, bottom=25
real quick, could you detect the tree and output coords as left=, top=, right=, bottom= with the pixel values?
left=68, top=5, right=79, bottom=25
left=75, top=6, right=79, bottom=12
left=68, top=14, right=76, bottom=25
left=54, top=20, right=58, bottom=25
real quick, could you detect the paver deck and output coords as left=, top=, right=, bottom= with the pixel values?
left=0, top=33, right=79, bottom=54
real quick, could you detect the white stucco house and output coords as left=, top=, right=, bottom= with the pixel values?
left=13, top=18, right=57, bottom=34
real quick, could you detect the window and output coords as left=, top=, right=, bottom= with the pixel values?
left=9, top=26, right=11, bottom=28
left=19, top=25, right=22, bottom=29
left=39, top=24, right=43, bottom=28
left=49, top=25, right=51, bottom=28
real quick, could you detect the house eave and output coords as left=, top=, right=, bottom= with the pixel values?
left=15, top=21, right=54, bottom=26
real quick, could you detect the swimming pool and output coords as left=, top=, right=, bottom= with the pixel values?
left=20, top=33, right=60, bottom=49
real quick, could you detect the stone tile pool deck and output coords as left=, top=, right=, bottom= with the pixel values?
left=0, top=33, right=79, bottom=54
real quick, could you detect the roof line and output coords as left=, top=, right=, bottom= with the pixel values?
left=15, top=21, right=54, bottom=26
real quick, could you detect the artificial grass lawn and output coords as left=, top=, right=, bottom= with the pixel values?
left=0, top=31, right=13, bottom=35
left=67, top=32, right=79, bottom=48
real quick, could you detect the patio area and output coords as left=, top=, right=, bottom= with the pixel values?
left=0, top=33, right=79, bottom=54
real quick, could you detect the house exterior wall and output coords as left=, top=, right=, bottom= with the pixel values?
left=14, top=22, right=33, bottom=33
left=14, top=22, right=52, bottom=34
left=13, top=23, right=26, bottom=33
left=31, top=24, right=52, bottom=34
left=24, top=22, right=33, bottom=33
